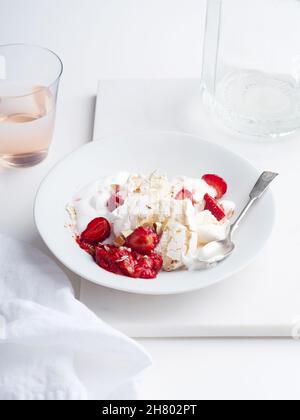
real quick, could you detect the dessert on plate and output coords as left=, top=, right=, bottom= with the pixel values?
left=67, top=171, right=235, bottom=279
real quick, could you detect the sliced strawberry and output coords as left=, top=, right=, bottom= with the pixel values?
left=148, top=252, right=163, bottom=272
left=107, top=193, right=124, bottom=212
left=118, top=254, right=137, bottom=277
left=95, top=245, right=126, bottom=275
left=125, top=227, right=160, bottom=255
left=94, top=244, right=161, bottom=279
left=133, top=254, right=159, bottom=279
left=76, top=236, right=95, bottom=256
left=175, top=188, right=194, bottom=202
left=202, top=174, right=227, bottom=199
left=80, top=217, right=111, bottom=244
left=133, top=265, right=157, bottom=279
left=204, top=193, right=226, bottom=221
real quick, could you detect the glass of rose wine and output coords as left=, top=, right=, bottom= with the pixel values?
left=0, top=44, right=63, bottom=168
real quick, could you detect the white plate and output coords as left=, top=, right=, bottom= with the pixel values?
left=35, top=131, right=275, bottom=295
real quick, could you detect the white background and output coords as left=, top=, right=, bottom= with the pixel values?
left=1, top=0, right=300, bottom=400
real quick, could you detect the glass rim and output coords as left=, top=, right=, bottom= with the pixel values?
left=0, top=43, right=63, bottom=99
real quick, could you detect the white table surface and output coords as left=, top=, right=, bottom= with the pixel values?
left=81, top=79, right=300, bottom=339
left=1, top=0, right=300, bottom=400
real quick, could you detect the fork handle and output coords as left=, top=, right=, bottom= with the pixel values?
left=229, top=171, right=278, bottom=238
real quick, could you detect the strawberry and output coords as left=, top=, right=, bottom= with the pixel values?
left=125, top=227, right=160, bottom=255
left=132, top=254, right=161, bottom=279
left=175, top=188, right=194, bottom=202
left=133, top=265, right=157, bottom=279
left=118, top=254, right=137, bottom=277
left=202, top=174, right=227, bottom=199
left=204, top=194, right=225, bottom=221
left=95, top=245, right=129, bottom=274
left=148, top=252, right=163, bottom=272
left=94, top=244, right=161, bottom=279
left=107, top=193, right=124, bottom=212
left=95, top=245, right=123, bottom=275
left=76, top=236, right=96, bottom=256
left=80, top=217, right=111, bottom=244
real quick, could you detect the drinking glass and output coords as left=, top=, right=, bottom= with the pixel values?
left=0, top=44, right=63, bottom=167
left=202, top=0, right=300, bottom=139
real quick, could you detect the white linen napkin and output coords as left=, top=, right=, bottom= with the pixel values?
left=0, top=233, right=151, bottom=400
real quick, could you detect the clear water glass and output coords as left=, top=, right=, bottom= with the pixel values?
left=202, top=0, right=300, bottom=139
left=0, top=44, right=63, bottom=167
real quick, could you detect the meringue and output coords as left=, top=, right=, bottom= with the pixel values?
left=68, top=171, right=235, bottom=272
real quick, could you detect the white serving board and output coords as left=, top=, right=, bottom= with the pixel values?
left=80, top=79, right=300, bottom=337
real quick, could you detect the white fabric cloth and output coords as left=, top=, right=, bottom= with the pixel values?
left=0, top=234, right=151, bottom=400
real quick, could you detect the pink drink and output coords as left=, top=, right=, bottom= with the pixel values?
left=0, top=84, right=56, bottom=167
left=0, top=44, right=62, bottom=168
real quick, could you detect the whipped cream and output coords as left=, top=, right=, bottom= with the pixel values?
left=68, top=172, right=130, bottom=233
left=68, top=171, right=235, bottom=272
left=183, top=240, right=229, bottom=270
